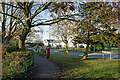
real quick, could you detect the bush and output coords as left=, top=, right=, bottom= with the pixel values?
left=95, top=44, right=103, bottom=51
left=25, top=43, right=44, bottom=47
left=7, top=46, right=19, bottom=52
left=90, top=43, right=104, bottom=51
left=40, top=48, right=46, bottom=55
left=6, top=41, right=19, bottom=52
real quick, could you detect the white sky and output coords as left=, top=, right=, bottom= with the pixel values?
left=33, top=10, right=57, bottom=41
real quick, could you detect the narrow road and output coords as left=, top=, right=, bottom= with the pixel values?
left=51, top=49, right=120, bottom=59
left=31, top=54, right=61, bottom=78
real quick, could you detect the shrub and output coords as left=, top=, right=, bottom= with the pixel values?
left=6, top=41, right=19, bottom=52
left=2, top=51, right=34, bottom=79
left=95, top=44, right=103, bottom=51
left=90, top=43, right=104, bottom=51
left=40, top=48, right=46, bottom=55
left=25, top=43, right=44, bottom=47
left=7, top=46, right=19, bottom=52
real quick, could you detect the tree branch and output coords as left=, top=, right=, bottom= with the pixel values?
left=31, top=17, right=80, bottom=27
left=17, top=2, right=24, bottom=9
left=28, top=2, right=52, bottom=20
left=0, top=3, right=20, bottom=9
left=0, top=11, right=25, bottom=27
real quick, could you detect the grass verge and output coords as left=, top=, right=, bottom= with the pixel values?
left=46, top=53, right=119, bottom=79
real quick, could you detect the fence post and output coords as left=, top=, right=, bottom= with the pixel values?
left=102, top=53, right=104, bottom=60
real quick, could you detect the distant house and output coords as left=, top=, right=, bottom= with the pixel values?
left=43, top=39, right=55, bottom=47
left=43, top=39, right=87, bottom=48
left=43, top=39, right=65, bottom=47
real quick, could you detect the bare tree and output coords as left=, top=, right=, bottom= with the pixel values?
left=26, top=27, right=43, bottom=43
left=51, top=20, right=77, bottom=48
left=0, top=2, right=77, bottom=50
left=0, top=2, right=22, bottom=54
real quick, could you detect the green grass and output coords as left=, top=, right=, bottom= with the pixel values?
left=104, top=47, right=120, bottom=51
left=47, top=53, right=119, bottom=79
left=52, top=47, right=120, bottom=55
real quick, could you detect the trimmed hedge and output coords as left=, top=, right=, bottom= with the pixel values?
left=2, top=51, right=34, bottom=79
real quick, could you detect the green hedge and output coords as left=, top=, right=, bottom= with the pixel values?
left=6, top=46, right=19, bottom=52
left=6, top=41, right=19, bottom=52
left=2, top=51, right=34, bottom=79
left=25, top=43, right=44, bottom=47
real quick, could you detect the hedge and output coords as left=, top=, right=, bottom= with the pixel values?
left=2, top=51, right=34, bottom=79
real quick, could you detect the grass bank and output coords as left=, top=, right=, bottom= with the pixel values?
left=47, top=53, right=119, bottom=79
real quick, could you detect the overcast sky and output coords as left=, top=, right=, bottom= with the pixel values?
left=33, top=10, right=57, bottom=41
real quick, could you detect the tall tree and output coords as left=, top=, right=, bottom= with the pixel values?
left=51, top=20, right=77, bottom=48
left=99, top=27, right=119, bottom=50
left=74, top=2, right=119, bottom=59
left=0, top=2, right=76, bottom=50
left=26, top=27, right=43, bottom=43
left=1, top=2, right=22, bottom=54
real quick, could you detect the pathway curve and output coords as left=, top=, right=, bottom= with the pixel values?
left=30, top=54, right=61, bottom=78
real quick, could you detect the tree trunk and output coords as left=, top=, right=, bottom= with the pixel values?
left=19, top=37, right=26, bottom=50
left=19, top=30, right=29, bottom=50
left=2, top=45, right=6, bottom=55
left=108, top=42, right=111, bottom=50
left=65, top=43, right=68, bottom=49
left=18, top=37, right=22, bottom=49
left=77, top=44, right=79, bottom=49
left=2, top=3, right=6, bottom=44
left=82, top=43, right=89, bottom=60
left=118, top=41, right=120, bottom=48
left=19, top=19, right=31, bottom=50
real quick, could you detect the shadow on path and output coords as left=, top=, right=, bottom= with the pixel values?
left=30, top=54, right=61, bottom=78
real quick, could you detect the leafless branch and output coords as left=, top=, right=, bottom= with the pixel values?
left=28, top=2, right=52, bottom=20
left=0, top=11, right=25, bottom=27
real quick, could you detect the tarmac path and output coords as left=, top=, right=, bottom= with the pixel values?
left=31, top=54, right=61, bottom=78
